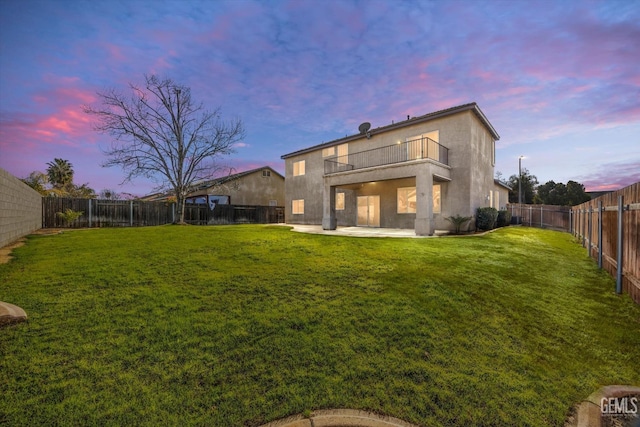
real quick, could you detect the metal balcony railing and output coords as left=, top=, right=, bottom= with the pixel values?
left=324, top=137, right=449, bottom=175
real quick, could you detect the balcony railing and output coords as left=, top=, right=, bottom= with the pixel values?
left=324, top=137, right=449, bottom=175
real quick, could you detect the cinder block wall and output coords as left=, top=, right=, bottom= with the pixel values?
left=0, top=168, right=42, bottom=248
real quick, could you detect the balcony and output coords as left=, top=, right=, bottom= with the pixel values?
left=324, top=137, right=449, bottom=175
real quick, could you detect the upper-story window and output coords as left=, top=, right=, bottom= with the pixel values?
left=262, top=170, right=271, bottom=177
left=491, top=138, right=496, bottom=166
left=293, top=160, right=305, bottom=176
left=407, top=130, right=439, bottom=161
left=322, top=147, right=335, bottom=157
left=337, top=143, right=348, bottom=164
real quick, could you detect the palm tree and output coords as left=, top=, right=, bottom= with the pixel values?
left=46, top=158, right=74, bottom=190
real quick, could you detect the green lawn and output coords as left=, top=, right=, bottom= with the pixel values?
left=1, top=225, right=638, bottom=426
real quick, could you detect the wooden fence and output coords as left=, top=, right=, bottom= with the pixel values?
left=42, top=198, right=285, bottom=228
left=43, top=198, right=175, bottom=228
left=571, top=182, right=640, bottom=304
left=508, top=204, right=571, bottom=231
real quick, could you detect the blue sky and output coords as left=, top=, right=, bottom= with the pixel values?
left=1, top=0, right=638, bottom=196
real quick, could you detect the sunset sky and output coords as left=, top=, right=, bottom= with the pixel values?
left=1, top=0, right=638, bottom=196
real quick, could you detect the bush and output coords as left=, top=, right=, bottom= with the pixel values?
left=476, top=207, right=498, bottom=230
left=445, top=214, right=472, bottom=235
left=56, top=209, right=84, bottom=225
left=497, top=210, right=512, bottom=227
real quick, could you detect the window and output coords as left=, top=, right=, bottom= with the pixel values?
left=407, top=131, right=439, bottom=161
left=293, top=160, right=305, bottom=176
left=433, top=184, right=441, bottom=214
left=322, top=147, right=336, bottom=157
left=337, top=143, right=348, bottom=164
left=208, top=195, right=230, bottom=209
left=397, top=187, right=417, bottom=213
left=292, top=199, right=304, bottom=214
left=492, top=139, right=496, bottom=166
left=398, top=185, right=441, bottom=214
left=490, top=191, right=499, bottom=209
left=262, top=169, right=271, bottom=177
left=336, top=192, right=345, bottom=210
left=186, top=196, right=207, bottom=205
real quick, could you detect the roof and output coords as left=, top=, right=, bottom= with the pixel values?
left=189, top=166, right=283, bottom=191
left=494, top=179, right=512, bottom=190
left=281, top=102, right=500, bottom=159
left=140, top=166, right=283, bottom=201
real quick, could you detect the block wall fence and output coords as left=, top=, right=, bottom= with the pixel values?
left=0, top=168, right=42, bottom=248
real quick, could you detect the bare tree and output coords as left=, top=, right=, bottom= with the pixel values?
left=83, top=75, right=245, bottom=223
left=99, top=188, right=121, bottom=200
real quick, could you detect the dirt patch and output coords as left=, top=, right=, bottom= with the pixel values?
left=0, top=239, right=26, bottom=264
left=31, top=228, right=66, bottom=235
left=0, top=229, right=65, bottom=264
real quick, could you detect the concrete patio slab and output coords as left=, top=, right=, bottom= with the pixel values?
left=281, top=224, right=446, bottom=238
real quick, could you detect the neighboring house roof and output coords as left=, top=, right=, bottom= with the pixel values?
left=495, top=179, right=512, bottom=190
left=586, top=191, right=613, bottom=199
left=140, top=166, right=283, bottom=201
left=281, top=102, right=500, bottom=159
left=188, top=166, right=283, bottom=191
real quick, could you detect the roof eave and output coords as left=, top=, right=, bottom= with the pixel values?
left=494, top=179, right=512, bottom=190
left=281, top=102, right=500, bottom=159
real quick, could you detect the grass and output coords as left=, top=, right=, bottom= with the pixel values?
left=0, top=225, right=638, bottom=426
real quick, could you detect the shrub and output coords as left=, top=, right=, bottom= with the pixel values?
left=497, top=210, right=512, bottom=227
left=476, top=207, right=498, bottom=230
left=56, top=208, right=83, bottom=225
left=445, top=214, right=472, bottom=235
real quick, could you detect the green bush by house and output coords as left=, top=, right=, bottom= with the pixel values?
left=497, top=209, right=512, bottom=227
left=476, top=207, right=499, bottom=230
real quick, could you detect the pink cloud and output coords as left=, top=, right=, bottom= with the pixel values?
left=1, top=80, right=99, bottom=157
left=104, top=43, right=126, bottom=62
left=580, top=161, right=640, bottom=192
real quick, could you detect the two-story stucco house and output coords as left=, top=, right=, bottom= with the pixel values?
left=281, top=103, right=509, bottom=236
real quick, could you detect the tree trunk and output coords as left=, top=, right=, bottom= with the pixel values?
left=175, top=194, right=186, bottom=224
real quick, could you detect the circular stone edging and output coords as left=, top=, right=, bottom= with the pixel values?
left=572, top=385, right=640, bottom=427
left=0, top=301, right=28, bottom=327
left=259, top=409, right=420, bottom=427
